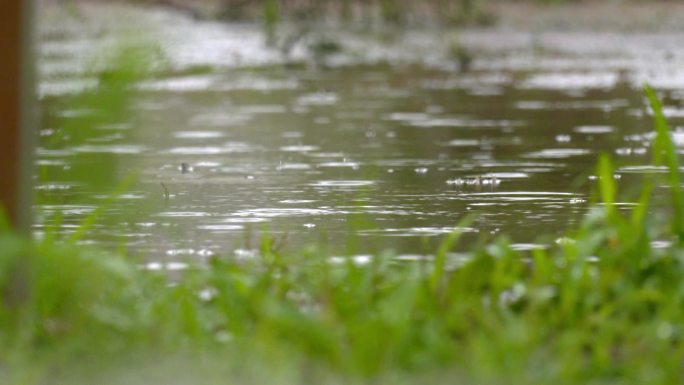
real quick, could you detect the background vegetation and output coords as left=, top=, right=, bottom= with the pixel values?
left=136, top=0, right=676, bottom=25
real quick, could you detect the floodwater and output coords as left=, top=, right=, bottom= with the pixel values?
left=36, top=4, right=684, bottom=264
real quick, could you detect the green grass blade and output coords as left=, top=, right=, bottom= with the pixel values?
left=69, top=173, right=137, bottom=243
left=430, top=213, right=476, bottom=291
left=631, top=177, right=653, bottom=228
left=644, top=84, right=684, bottom=241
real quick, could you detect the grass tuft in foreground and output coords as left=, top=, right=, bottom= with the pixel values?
left=2, top=87, right=684, bottom=384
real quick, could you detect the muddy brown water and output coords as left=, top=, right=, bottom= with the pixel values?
left=35, top=4, right=684, bottom=266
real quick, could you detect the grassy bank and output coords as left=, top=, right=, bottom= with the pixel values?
left=1, top=86, right=684, bottom=384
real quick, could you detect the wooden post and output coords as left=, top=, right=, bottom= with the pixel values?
left=0, top=0, right=34, bottom=232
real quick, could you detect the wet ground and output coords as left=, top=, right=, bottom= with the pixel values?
left=36, top=3, right=684, bottom=265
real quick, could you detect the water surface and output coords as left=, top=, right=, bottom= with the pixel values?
left=36, top=4, right=684, bottom=263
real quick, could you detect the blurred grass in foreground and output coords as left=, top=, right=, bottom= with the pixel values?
left=1, top=86, right=684, bottom=384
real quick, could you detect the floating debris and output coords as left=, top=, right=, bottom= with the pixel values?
left=180, top=162, right=194, bottom=173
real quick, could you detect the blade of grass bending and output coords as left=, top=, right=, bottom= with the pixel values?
left=631, top=177, right=653, bottom=229
left=69, top=173, right=137, bottom=243
left=430, top=213, right=476, bottom=291
left=644, top=85, right=684, bottom=241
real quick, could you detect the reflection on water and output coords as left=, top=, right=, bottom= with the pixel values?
left=35, top=4, right=684, bottom=263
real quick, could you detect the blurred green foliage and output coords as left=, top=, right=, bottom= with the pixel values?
left=40, top=41, right=153, bottom=192
left=37, top=40, right=158, bottom=245
left=263, top=0, right=279, bottom=45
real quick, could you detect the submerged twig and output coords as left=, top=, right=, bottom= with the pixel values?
left=161, top=182, right=170, bottom=201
